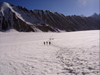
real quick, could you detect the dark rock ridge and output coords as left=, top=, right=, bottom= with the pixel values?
left=0, top=2, right=100, bottom=32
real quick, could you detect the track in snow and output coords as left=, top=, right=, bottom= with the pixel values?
left=0, top=30, right=99, bottom=75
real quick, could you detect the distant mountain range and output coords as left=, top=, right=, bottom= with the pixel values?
left=0, top=2, right=100, bottom=32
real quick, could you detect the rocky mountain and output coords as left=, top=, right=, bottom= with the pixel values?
left=0, top=2, right=100, bottom=32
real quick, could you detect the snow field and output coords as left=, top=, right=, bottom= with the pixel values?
left=0, top=30, right=99, bottom=75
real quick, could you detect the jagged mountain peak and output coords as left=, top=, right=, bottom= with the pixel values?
left=91, top=13, right=99, bottom=17
left=0, top=2, right=100, bottom=32
left=0, top=2, right=9, bottom=6
left=90, top=13, right=100, bottom=20
left=0, top=2, right=14, bottom=16
left=0, top=2, right=11, bottom=9
left=0, top=2, right=15, bottom=8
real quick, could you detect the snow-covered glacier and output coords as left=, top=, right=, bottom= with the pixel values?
left=0, top=30, right=99, bottom=75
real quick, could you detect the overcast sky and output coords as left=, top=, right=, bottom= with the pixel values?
left=0, top=0, right=99, bottom=16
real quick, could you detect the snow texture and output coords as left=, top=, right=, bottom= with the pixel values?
left=0, top=30, right=99, bottom=75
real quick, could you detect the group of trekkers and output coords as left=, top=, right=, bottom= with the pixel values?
left=44, top=41, right=51, bottom=45
left=43, top=38, right=54, bottom=45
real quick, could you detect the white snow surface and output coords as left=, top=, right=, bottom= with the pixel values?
left=0, top=30, right=99, bottom=75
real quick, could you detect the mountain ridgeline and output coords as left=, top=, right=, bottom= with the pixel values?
left=0, top=2, right=100, bottom=32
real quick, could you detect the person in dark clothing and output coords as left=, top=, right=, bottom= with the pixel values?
left=46, top=41, right=48, bottom=45
left=49, top=41, right=51, bottom=45
left=44, top=42, right=45, bottom=45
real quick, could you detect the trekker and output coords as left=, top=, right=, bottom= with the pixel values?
left=44, top=41, right=45, bottom=45
left=49, top=41, right=51, bottom=45
left=46, top=41, right=48, bottom=45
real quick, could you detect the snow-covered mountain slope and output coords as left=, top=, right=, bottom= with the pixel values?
left=0, top=2, right=57, bottom=32
left=30, top=10, right=100, bottom=31
left=0, top=2, right=100, bottom=32
left=0, top=30, right=99, bottom=75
